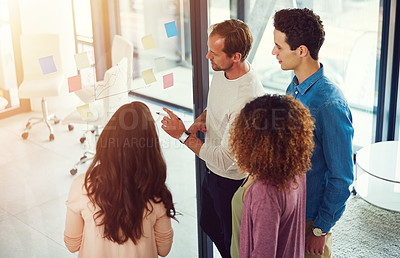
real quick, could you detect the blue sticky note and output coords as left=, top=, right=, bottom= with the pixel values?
left=38, top=56, right=57, bottom=75
left=164, top=21, right=178, bottom=38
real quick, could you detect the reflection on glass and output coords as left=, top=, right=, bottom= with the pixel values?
left=0, top=0, right=19, bottom=111
left=117, top=1, right=197, bottom=257
left=209, top=0, right=230, bottom=25
left=118, top=0, right=193, bottom=110
left=225, top=0, right=381, bottom=148
left=72, top=0, right=95, bottom=87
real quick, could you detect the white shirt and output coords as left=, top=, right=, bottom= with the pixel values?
left=199, top=64, right=265, bottom=179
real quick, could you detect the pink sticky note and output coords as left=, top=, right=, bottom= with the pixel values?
left=163, top=73, right=174, bottom=89
left=68, top=75, right=82, bottom=93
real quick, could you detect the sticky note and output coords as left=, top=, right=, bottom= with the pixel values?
left=154, top=57, right=166, bottom=72
left=74, top=52, right=91, bottom=70
left=163, top=73, right=174, bottom=89
left=76, top=104, right=94, bottom=120
left=38, top=56, right=57, bottom=74
left=67, top=75, right=82, bottom=93
left=141, top=34, right=156, bottom=50
left=164, top=21, right=178, bottom=38
left=141, top=69, right=157, bottom=85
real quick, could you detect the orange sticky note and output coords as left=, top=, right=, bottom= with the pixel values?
left=163, top=73, right=174, bottom=89
left=141, top=69, right=156, bottom=85
left=141, top=34, right=156, bottom=50
left=68, top=75, right=82, bottom=93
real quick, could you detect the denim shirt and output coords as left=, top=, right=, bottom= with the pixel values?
left=286, top=64, right=354, bottom=232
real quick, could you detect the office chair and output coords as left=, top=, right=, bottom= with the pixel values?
left=0, top=96, right=7, bottom=110
left=18, top=34, right=65, bottom=141
left=64, top=57, right=128, bottom=175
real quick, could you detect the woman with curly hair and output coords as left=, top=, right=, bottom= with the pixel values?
left=64, top=101, right=176, bottom=258
left=230, top=94, right=314, bottom=258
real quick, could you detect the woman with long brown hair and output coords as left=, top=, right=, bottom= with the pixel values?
left=64, top=101, right=176, bottom=258
left=229, top=94, right=314, bottom=258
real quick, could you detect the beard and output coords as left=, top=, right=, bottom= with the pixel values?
left=211, top=61, right=234, bottom=72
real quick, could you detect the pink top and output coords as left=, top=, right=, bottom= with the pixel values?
left=64, top=174, right=173, bottom=258
left=240, top=176, right=306, bottom=258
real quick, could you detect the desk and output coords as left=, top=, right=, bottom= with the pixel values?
left=355, top=141, right=400, bottom=212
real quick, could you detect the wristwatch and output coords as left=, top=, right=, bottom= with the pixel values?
left=178, top=131, right=191, bottom=144
left=312, top=227, right=327, bottom=237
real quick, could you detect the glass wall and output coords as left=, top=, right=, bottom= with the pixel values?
left=244, top=0, right=380, bottom=148
left=0, top=0, right=19, bottom=112
left=118, top=0, right=193, bottom=111
left=117, top=1, right=197, bottom=257
left=71, top=0, right=95, bottom=87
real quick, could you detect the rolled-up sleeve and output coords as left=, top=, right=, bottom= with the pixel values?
left=154, top=207, right=174, bottom=257
left=198, top=112, right=237, bottom=172
left=64, top=176, right=84, bottom=252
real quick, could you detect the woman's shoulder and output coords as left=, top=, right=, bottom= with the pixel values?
left=66, top=174, right=87, bottom=212
left=246, top=180, right=281, bottom=201
left=69, top=174, right=86, bottom=195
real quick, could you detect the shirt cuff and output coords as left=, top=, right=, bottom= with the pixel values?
left=313, top=217, right=332, bottom=233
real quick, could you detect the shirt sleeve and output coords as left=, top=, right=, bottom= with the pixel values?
left=240, top=185, right=280, bottom=258
left=64, top=176, right=85, bottom=253
left=198, top=111, right=237, bottom=172
left=314, top=102, right=354, bottom=232
left=154, top=204, right=174, bottom=257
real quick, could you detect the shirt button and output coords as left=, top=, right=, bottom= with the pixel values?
left=295, top=90, right=299, bottom=95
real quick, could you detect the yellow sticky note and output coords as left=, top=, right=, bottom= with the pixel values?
left=76, top=104, right=94, bottom=121
left=74, top=52, right=91, bottom=70
left=141, top=34, right=156, bottom=50
left=141, top=68, right=156, bottom=85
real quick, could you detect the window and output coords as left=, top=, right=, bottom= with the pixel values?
left=239, top=0, right=381, bottom=148
left=0, top=0, right=19, bottom=112
left=71, top=0, right=95, bottom=86
left=118, top=0, right=193, bottom=111
left=117, top=1, right=198, bottom=257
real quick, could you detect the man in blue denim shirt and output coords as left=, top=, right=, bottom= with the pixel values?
left=272, top=8, right=354, bottom=257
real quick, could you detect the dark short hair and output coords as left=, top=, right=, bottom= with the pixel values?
left=209, top=19, right=253, bottom=61
left=273, top=8, right=325, bottom=60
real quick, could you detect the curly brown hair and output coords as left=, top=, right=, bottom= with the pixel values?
left=230, top=94, right=314, bottom=191
left=84, top=101, right=175, bottom=244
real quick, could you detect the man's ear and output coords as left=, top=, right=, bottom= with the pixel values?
left=232, top=52, right=242, bottom=62
left=298, top=45, right=309, bottom=57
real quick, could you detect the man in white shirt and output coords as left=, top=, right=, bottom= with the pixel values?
left=161, top=19, right=265, bottom=258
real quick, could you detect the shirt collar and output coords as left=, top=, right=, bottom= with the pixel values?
left=292, top=63, right=325, bottom=95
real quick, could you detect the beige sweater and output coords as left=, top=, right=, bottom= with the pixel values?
left=64, top=174, right=173, bottom=258
left=199, top=65, right=265, bottom=180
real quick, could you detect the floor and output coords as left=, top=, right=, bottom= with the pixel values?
left=0, top=95, right=205, bottom=258
left=3, top=93, right=396, bottom=258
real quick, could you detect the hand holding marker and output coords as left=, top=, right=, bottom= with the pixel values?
left=156, top=111, right=181, bottom=120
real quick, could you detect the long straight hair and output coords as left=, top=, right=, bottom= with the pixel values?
left=84, top=101, right=175, bottom=244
